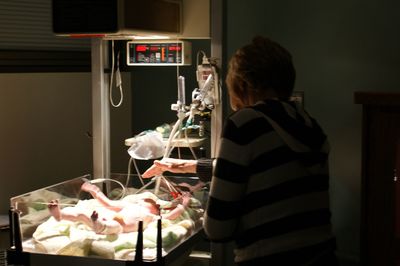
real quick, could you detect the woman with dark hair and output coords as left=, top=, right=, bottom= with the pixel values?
left=143, top=36, right=337, bottom=265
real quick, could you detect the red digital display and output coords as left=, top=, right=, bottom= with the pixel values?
left=128, top=41, right=188, bottom=65
left=169, top=45, right=181, bottom=51
left=136, top=45, right=147, bottom=52
left=150, top=46, right=160, bottom=51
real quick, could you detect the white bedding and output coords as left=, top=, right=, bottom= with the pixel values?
left=23, top=191, right=204, bottom=261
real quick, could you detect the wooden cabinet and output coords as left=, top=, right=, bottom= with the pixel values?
left=396, top=142, right=400, bottom=266
left=354, top=92, right=400, bottom=266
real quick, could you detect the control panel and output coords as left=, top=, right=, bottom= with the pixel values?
left=126, top=40, right=191, bottom=66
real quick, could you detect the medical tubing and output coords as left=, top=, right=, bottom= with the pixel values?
left=109, top=41, right=123, bottom=107
left=154, top=118, right=182, bottom=195
left=133, top=158, right=145, bottom=186
left=126, top=157, right=145, bottom=188
left=134, top=177, right=156, bottom=195
left=163, top=114, right=185, bottom=158
left=89, top=178, right=127, bottom=200
left=184, top=126, right=198, bottom=159
left=184, top=109, right=198, bottom=159
left=154, top=113, right=187, bottom=195
left=166, top=125, right=184, bottom=158
left=109, top=40, right=115, bottom=105
left=196, top=50, right=207, bottom=67
left=126, top=157, right=132, bottom=187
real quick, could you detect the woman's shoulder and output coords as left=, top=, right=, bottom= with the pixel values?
left=228, top=106, right=264, bottom=125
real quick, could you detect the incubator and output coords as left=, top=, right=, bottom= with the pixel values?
left=8, top=174, right=207, bottom=265
left=7, top=43, right=220, bottom=265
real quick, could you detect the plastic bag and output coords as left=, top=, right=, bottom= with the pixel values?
left=127, top=131, right=165, bottom=160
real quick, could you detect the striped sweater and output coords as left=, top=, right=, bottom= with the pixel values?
left=203, top=99, right=336, bottom=265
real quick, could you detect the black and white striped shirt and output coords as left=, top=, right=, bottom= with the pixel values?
left=204, top=99, right=336, bottom=265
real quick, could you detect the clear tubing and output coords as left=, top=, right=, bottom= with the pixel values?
left=154, top=113, right=187, bottom=195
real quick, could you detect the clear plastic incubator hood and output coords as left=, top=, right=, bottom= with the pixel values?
left=52, top=0, right=210, bottom=39
left=8, top=174, right=208, bottom=265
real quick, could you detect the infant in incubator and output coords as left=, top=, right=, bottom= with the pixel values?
left=48, top=181, right=190, bottom=235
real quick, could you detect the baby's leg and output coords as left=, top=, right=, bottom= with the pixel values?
left=162, top=204, right=185, bottom=220
left=91, top=211, right=123, bottom=234
left=48, top=199, right=93, bottom=227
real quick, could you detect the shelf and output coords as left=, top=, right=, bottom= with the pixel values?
left=354, top=91, right=400, bottom=105
left=125, top=137, right=206, bottom=148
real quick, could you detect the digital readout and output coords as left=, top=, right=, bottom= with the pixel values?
left=128, top=43, right=183, bottom=64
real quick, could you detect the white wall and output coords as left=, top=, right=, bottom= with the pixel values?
left=0, top=72, right=132, bottom=214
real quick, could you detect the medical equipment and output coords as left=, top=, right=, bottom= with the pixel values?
left=148, top=52, right=220, bottom=195
left=166, top=52, right=219, bottom=155
left=126, top=41, right=192, bottom=66
left=193, top=51, right=221, bottom=111
left=125, top=50, right=219, bottom=151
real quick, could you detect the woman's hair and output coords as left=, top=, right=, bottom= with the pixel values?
left=226, top=36, right=296, bottom=108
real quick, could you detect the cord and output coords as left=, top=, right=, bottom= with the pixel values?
left=176, top=39, right=181, bottom=92
left=126, top=157, right=145, bottom=188
left=89, top=178, right=126, bottom=200
left=109, top=40, right=124, bottom=107
left=184, top=125, right=198, bottom=159
left=196, top=50, right=207, bottom=67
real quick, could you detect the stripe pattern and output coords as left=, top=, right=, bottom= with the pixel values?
left=203, top=99, right=336, bottom=265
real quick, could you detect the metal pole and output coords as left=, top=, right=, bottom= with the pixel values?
left=210, top=0, right=223, bottom=158
left=91, top=38, right=111, bottom=179
left=210, top=0, right=235, bottom=265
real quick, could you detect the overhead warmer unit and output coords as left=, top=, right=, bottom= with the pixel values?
left=52, top=0, right=210, bottom=39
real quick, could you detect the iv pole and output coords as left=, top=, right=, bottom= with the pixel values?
left=210, top=1, right=235, bottom=265
left=91, top=38, right=111, bottom=180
